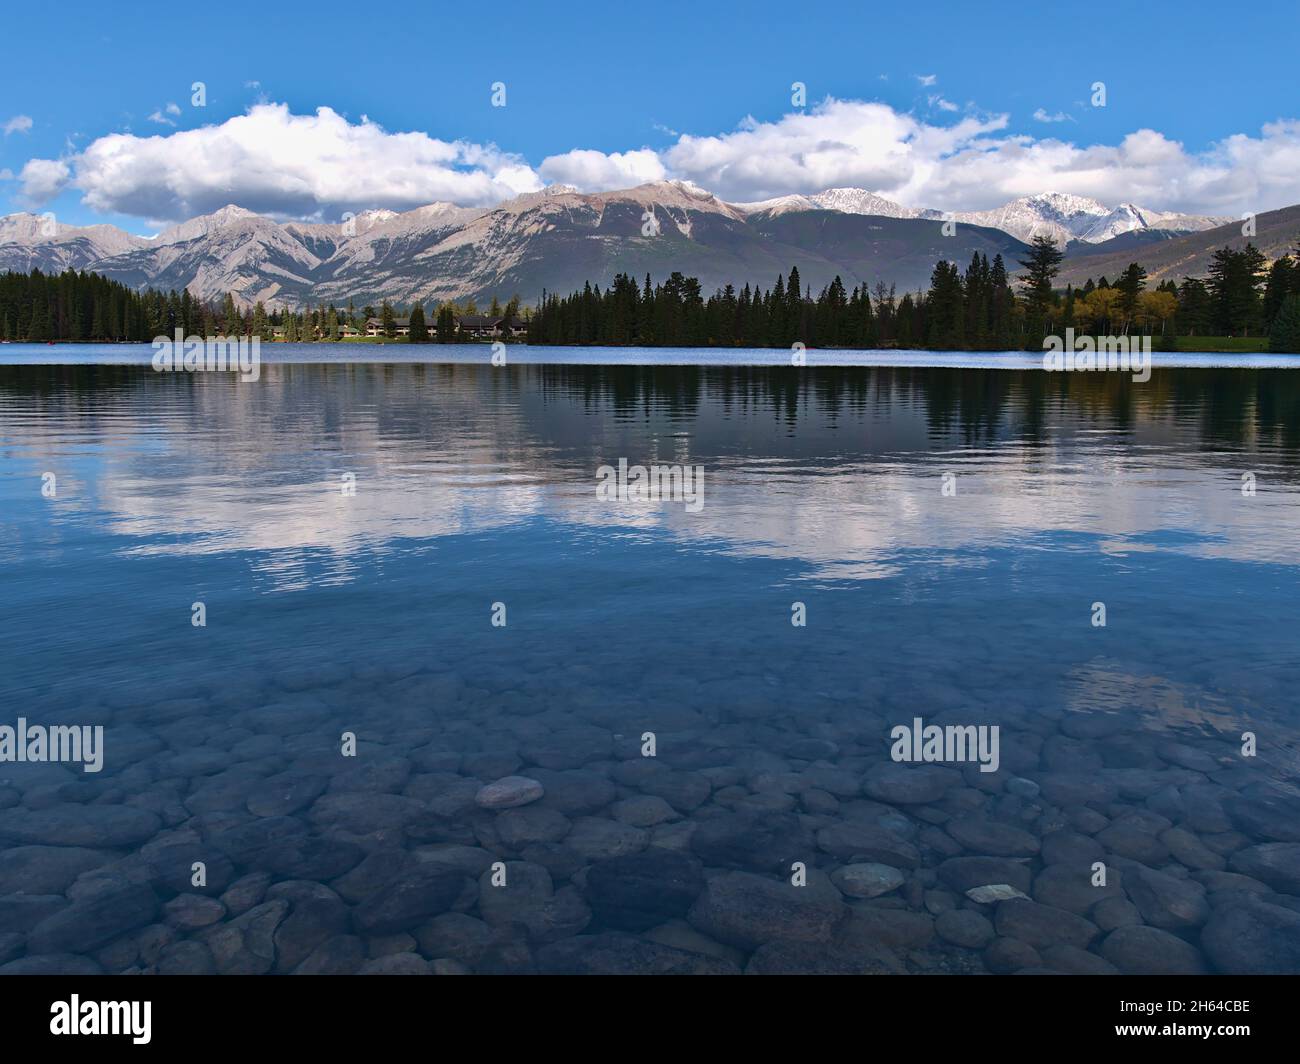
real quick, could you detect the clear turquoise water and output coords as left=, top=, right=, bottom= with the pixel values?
left=1, top=354, right=1298, bottom=974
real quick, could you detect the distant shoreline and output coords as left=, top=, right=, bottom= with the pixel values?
left=3, top=343, right=1297, bottom=372
left=0, top=335, right=1272, bottom=354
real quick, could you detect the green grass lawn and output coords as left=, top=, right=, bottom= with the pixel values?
left=1173, top=335, right=1269, bottom=353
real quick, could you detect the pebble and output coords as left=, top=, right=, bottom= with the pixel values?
left=830, top=863, right=905, bottom=899
left=0, top=805, right=161, bottom=848
left=565, top=817, right=648, bottom=861
left=201, top=899, right=289, bottom=975
left=861, top=763, right=953, bottom=805
left=1005, top=777, right=1041, bottom=799
left=0, top=846, right=114, bottom=895
left=609, top=796, right=678, bottom=827
left=691, top=811, right=812, bottom=873
left=687, top=870, right=847, bottom=951
left=585, top=850, right=705, bottom=931
left=966, top=884, right=1029, bottom=903
left=1099, top=925, right=1207, bottom=975
left=642, top=919, right=746, bottom=967
left=983, top=936, right=1041, bottom=974
left=993, top=898, right=1098, bottom=949
left=27, top=884, right=158, bottom=955
left=477, top=861, right=591, bottom=943
left=815, top=822, right=920, bottom=868
left=1201, top=896, right=1300, bottom=974
left=359, top=953, right=431, bottom=974
left=352, top=866, right=464, bottom=935
left=536, top=932, right=740, bottom=975
left=163, top=894, right=227, bottom=930
left=935, top=909, right=995, bottom=948
left=1229, top=843, right=1300, bottom=894
left=937, top=856, right=1033, bottom=894
left=494, top=807, right=572, bottom=848
left=1122, top=863, right=1210, bottom=929
left=946, top=817, right=1040, bottom=857
left=474, top=776, right=545, bottom=809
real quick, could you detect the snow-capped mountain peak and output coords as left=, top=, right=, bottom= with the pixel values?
left=0, top=181, right=1241, bottom=310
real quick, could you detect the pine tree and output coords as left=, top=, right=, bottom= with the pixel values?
left=408, top=303, right=429, bottom=342
left=1018, top=236, right=1064, bottom=345
left=1269, top=295, right=1300, bottom=353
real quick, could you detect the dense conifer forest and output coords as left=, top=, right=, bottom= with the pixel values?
left=3, top=237, right=1298, bottom=351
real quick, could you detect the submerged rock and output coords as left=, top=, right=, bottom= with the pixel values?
left=830, top=863, right=905, bottom=899
left=1201, top=897, right=1300, bottom=974
left=935, top=909, right=995, bottom=948
left=536, top=932, right=740, bottom=975
left=1099, top=925, right=1206, bottom=975
left=475, top=776, right=545, bottom=809
left=1229, top=843, right=1300, bottom=894
left=585, top=850, right=705, bottom=931
left=691, top=811, right=811, bottom=873
left=27, top=883, right=158, bottom=955
left=687, top=870, right=847, bottom=951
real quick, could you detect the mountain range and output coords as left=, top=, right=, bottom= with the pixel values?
left=0, top=182, right=1251, bottom=309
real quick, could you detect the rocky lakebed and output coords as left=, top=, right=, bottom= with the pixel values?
left=2, top=660, right=1299, bottom=977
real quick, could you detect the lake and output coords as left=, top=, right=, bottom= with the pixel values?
left=1, top=347, right=1299, bottom=975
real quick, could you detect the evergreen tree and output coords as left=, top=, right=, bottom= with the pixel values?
left=408, top=303, right=429, bottom=342
left=1269, top=295, right=1300, bottom=353
left=1207, top=244, right=1267, bottom=335
left=222, top=293, right=241, bottom=336
left=1114, top=263, right=1148, bottom=334
left=1017, top=236, right=1064, bottom=344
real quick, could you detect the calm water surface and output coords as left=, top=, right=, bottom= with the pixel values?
left=1, top=353, right=1298, bottom=975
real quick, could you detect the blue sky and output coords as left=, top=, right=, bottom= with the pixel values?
left=3, top=0, right=1298, bottom=231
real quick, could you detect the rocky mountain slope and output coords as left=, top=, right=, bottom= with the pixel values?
left=0, top=182, right=1251, bottom=309
left=1056, top=204, right=1300, bottom=287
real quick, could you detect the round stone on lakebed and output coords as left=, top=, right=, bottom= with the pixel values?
left=935, top=908, right=994, bottom=949
left=687, top=870, right=847, bottom=951
left=938, top=856, right=1033, bottom=895
left=861, top=763, right=954, bottom=805
left=585, top=850, right=705, bottom=931
left=1201, top=896, right=1300, bottom=974
left=1225, top=789, right=1300, bottom=843
left=475, top=776, right=545, bottom=809
left=993, top=898, right=1097, bottom=949
left=946, top=817, right=1040, bottom=858
left=1228, top=843, right=1300, bottom=894
left=0, top=805, right=161, bottom=848
left=830, top=863, right=905, bottom=899
left=1099, top=925, right=1207, bottom=974
left=691, top=811, right=812, bottom=873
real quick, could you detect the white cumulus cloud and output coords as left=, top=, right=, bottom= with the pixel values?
left=17, top=158, right=71, bottom=206
left=560, top=99, right=1300, bottom=216
left=12, top=96, right=1300, bottom=225
left=3, top=115, right=33, bottom=136
left=20, top=102, right=543, bottom=222
left=538, top=147, right=667, bottom=190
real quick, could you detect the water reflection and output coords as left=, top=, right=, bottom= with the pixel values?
left=2, top=361, right=1300, bottom=975
left=3, top=365, right=1299, bottom=582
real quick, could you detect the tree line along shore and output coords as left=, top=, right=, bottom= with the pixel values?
left=2, top=237, right=1298, bottom=353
